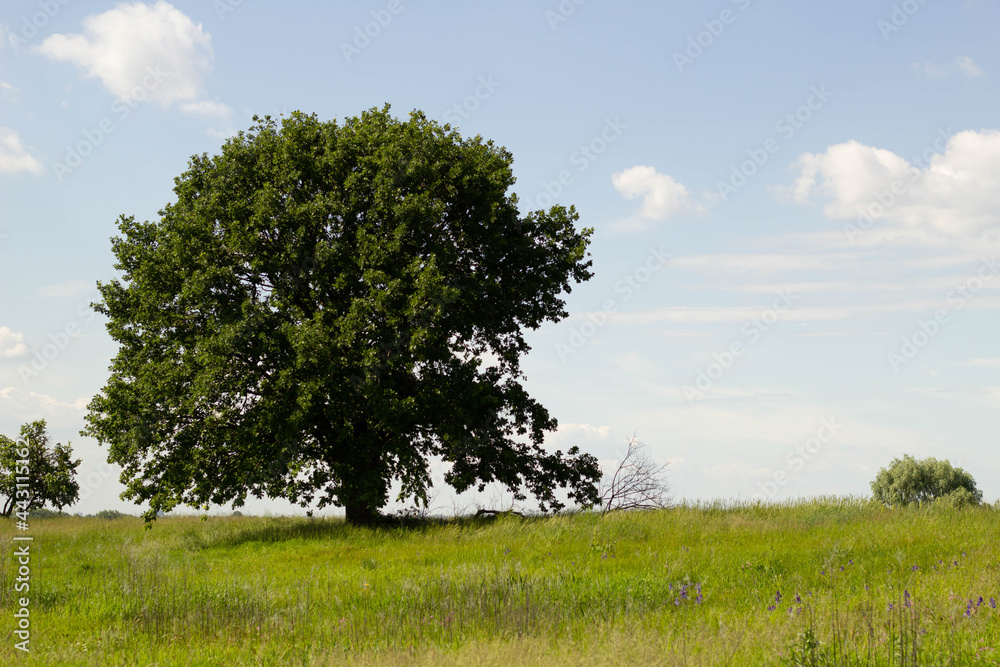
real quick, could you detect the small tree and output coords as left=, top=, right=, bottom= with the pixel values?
left=599, top=435, right=671, bottom=513
left=0, top=420, right=82, bottom=517
left=871, top=454, right=982, bottom=508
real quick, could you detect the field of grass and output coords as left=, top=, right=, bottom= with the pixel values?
left=1, top=498, right=999, bottom=665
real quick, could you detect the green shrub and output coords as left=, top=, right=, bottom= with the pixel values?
left=871, top=454, right=982, bottom=507
left=95, top=509, right=127, bottom=520
left=27, top=507, right=61, bottom=519
left=933, top=487, right=981, bottom=509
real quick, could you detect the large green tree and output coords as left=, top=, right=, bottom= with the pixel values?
left=871, top=454, right=983, bottom=508
left=83, top=107, right=601, bottom=525
left=1, top=420, right=81, bottom=517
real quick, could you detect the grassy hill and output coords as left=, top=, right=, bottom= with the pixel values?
left=2, top=498, right=998, bottom=665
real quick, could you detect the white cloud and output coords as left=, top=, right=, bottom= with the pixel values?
left=550, top=423, right=612, bottom=444
left=786, top=140, right=912, bottom=215
left=914, top=56, right=984, bottom=79
left=178, top=99, right=232, bottom=120
left=0, top=128, right=43, bottom=175
left=0, top=387, right=89, bottom=425
left=964, top=358, right=1000, bottom=367
left=0, top=328, right=29, bottom=359
left=909, top=386, right=1000, bottom=408
left=914, top=62, right=948, bottom=79
left=180, top=99, right=237, bottom=138
left=612, top=166, right=695, bottom=221
left=606, top=301, right=942, bottom=325
left=956, top=56, right=985, bottom=78
left=785, top=130, right=1000, bottom=238
left=669, top=252, right=859, bottom=274
left=553, top=424, right=611, bottom=441
left=35, top=280, right=94, bottom=298
left=37, top=1, right=213, bottom=107
left=0, top=81, right=16, bottom=103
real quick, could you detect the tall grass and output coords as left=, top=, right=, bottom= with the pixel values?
left=1, top=498, right=998, bottom=665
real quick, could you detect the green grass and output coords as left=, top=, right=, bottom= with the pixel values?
left=2, top=497, right=999, bottom=665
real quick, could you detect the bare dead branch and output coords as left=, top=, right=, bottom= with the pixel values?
left=599, top=434, right=671, bottom=513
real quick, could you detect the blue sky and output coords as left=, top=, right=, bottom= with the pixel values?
left=1, top=0, right=999, bottom=515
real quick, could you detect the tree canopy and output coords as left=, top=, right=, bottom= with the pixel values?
left=1, top=420, right=81, bottom=517
left=870, top=454, right=982, bottom=508
left=83, top=106, right=601, bottom=524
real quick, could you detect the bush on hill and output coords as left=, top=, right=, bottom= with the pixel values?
left=871, top=454, right=982, bottom=508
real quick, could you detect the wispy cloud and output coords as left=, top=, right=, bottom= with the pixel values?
left=605, top=302, right=940, bottom=325
left=34, top=280, right=94, bottom=298
left=0, top=128, right=43, bottom=175
left=964, top=358, right=1000, bottom=367
left=0, top=81, right=16, bottom=103
left=914, top=56, right=985, bottom=79
left=0, top=327, right=29, bottom=359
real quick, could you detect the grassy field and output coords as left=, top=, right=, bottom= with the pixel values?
left=1, top=498, right=999, bottom=665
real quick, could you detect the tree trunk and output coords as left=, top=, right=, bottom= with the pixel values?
left=337, top=419, right=386, bottom=526
left=344, top=502, right=379, bottom=526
